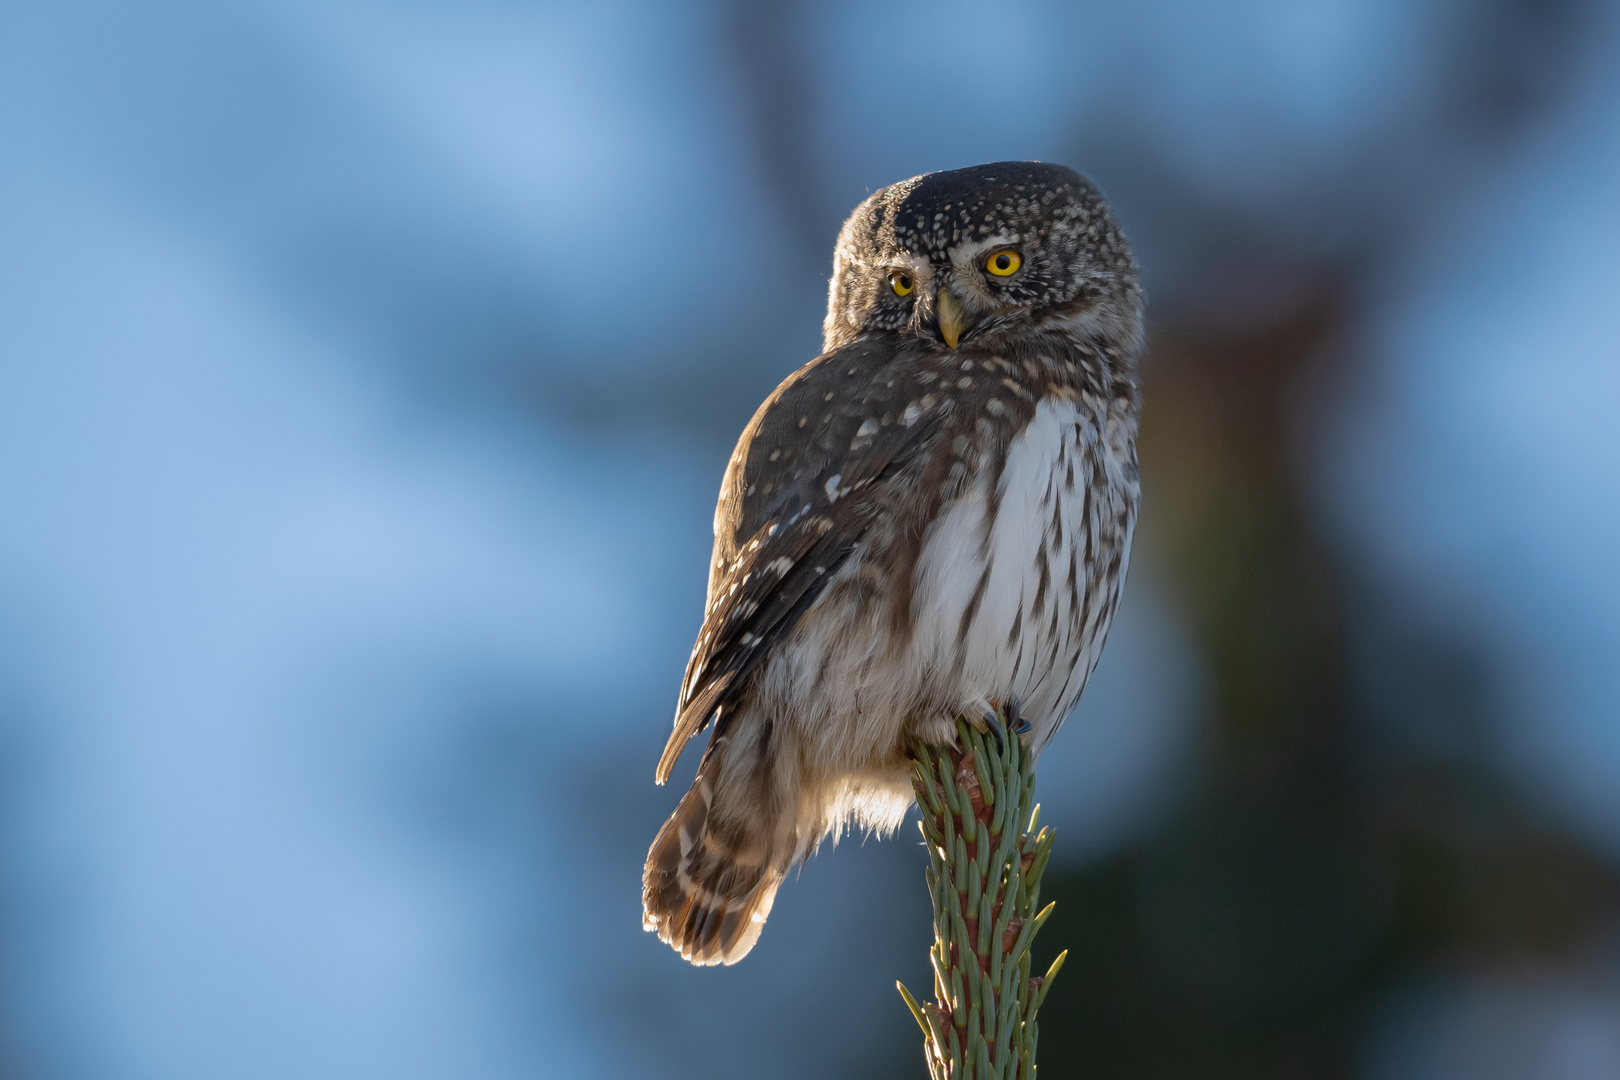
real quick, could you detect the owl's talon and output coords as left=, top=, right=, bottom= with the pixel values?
left=979, top=709, right=1008, bottom=752
left=1005, top=696, right=1031, bottom=735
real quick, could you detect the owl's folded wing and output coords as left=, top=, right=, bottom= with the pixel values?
left=655, top=339, right=941, bottom=783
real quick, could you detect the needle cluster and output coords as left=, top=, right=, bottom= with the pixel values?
left=898, top=713, right=1065, bottom=1079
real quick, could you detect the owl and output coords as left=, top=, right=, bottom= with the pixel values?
left=644, top=162, right=1143, bottom=966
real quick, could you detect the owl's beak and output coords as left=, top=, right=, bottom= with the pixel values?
left=935, top=288, right=970, bottom=349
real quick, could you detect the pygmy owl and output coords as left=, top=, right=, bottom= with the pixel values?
left=644, top=162, right=1143, bottom=965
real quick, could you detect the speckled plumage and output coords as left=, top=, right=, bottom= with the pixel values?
left=644, top=162, right=1143, bottom=965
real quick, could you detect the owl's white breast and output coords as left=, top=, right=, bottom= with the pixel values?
left=910, top=393, right=1135, bottom=753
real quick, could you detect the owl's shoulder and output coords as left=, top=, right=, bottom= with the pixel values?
left=714, top=335, right=942, bottom=548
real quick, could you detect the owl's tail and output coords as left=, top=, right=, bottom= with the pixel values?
left=642, top=772, right=786, bottom=966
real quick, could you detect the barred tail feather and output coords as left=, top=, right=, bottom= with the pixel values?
left=642, top=777, right=785, bottom=966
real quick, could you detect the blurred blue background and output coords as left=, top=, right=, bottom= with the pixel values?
left=1, top=2, right=1618, bottom=1077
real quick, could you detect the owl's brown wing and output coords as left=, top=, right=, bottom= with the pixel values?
left=656, top=335, right=942, bottom=783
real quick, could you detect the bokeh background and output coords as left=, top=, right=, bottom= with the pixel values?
left=2, top=1, right=1619, bottom=1077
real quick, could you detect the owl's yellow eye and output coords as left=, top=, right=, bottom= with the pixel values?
left=889, top=271, right=914, bottom=296
left=986, top=250, right=1022, bottom=276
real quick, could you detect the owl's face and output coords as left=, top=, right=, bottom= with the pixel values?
left=823, top=162, right=1140, bottom=355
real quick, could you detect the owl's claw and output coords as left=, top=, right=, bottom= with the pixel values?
left=973, top=698, right=1031, bottom=751
left=979, top=709, right=1007, bottom=752
left=1006, top=696, right=1031, bottom=736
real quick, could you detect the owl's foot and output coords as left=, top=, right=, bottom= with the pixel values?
left=972, top=698, right=1030, bottom=751
left=920, top=696, right=1026, bottom=753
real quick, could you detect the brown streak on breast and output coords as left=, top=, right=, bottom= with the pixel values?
left=957, top=560, right=995, bottom=650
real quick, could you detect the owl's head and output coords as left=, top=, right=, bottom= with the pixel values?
left=823, top=162, right=1141, bottom=358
